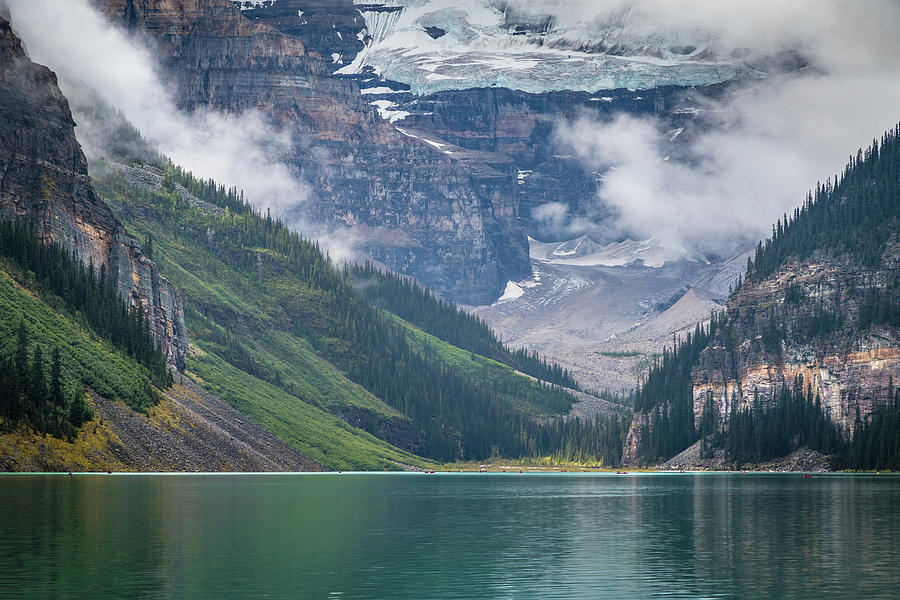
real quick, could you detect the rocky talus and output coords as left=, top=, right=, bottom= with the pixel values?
left=0, top=16, right=187, bottom=369
left=0, top=379, right=321, bottom=472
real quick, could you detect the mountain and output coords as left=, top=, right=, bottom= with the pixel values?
left=91, top=0, right=771, bottom=309
left=94, top=0, right=530, bottom=305
left=1, top=11, right=631, bottom=470
left=0, top=15, right=186, bottom=369
left=624, top=128, right=900, bottom=468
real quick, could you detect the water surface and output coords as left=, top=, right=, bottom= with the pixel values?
left=1, top=472, right=898, bottom=599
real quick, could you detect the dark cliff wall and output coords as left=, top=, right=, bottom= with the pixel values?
left=0, top=17, right=187, bottom=369
left=94, top=0, right=530, bottom=304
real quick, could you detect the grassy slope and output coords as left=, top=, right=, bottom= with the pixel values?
left=93, top=166, right=427, bottom=470
left=188, top=347, right=424, bottom=470
left=388, top=313, right=566, bottom=418
left=0, top=264, right=156, bottom=408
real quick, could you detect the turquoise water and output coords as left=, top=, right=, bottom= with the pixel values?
left=1, top=472, right=898, bottom=599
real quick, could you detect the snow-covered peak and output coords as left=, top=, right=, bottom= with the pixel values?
left=338, top=0, right=747, bottom=95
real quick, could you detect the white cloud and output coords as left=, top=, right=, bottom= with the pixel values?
left=6, top=0, right=308, bottom=218
left=549, top=0, right=900, bottom=255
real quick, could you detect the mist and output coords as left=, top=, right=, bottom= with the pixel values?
left=5, top=0, right=310, bottom=226
left=543, top=0, right=900, bottom=257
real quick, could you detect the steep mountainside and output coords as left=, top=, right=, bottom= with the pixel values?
left=94, top=0, right=530, bottom=304
left=0, top=16, right=187, bottom=369
left=624, top=127, right=900, bottom=466
left=3, top=11, right=626, bottom=471
left=92, top=156, right=593, bottom=464
left=226, top=0, right=775, bottom=389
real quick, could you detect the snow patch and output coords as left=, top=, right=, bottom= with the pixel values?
left=360, top=86, right=408, bottom=95
left=370, top=99, right=410, bottom=123
left=232, top=0, right=271, bottom=11
left=494, top=281, right=524, bottom=304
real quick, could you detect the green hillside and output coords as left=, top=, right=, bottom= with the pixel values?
left=91, top=159, right=614, bottom=465
left=0, top=225, right=165, bottom=439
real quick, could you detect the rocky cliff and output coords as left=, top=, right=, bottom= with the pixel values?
left=238, top=0, right=721, bottom=242
left=94, top=0, right=530, bottom=304
left=0, top=16, right=187, bottom=369
left=692, top=245, right=900, bottom=434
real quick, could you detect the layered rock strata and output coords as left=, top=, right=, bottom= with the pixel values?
left=692, top=246, right=900, bottom=434
left=0, top=17, right=187, bottom=369
left=95, top=0, right=530, bottom=304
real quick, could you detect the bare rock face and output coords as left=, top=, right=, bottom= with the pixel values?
left=0, top=17, right=187, bottom=370
left=691, top=244, right=900, bottom=434
left=621, top=411, right=649, bottom=465
left=94, top=0, right=530, bottom=304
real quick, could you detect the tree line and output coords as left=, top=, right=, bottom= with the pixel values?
left=710, top=376, right=844, bottom=466
left=0, top=321, right=91, bottom=440
left=0, top=220, right=171, bottom=390
left=843, top=384, right=900, bottom=471
left=632, top=312, right=725, bottom=462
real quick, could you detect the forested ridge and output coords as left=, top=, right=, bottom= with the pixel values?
left=747, top=124, right=900, bottom=282
left=351, top=262, right=580, bottom=389
left=0, top=220, right=171, bottom=438
left=92, top=161, right=627, bottom=465
left=630, top=125, right=900, bottom=469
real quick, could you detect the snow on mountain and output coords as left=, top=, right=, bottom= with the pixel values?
left=529, top=235, right=706, bottom=268
left=337, top=0, right=748, bottom=95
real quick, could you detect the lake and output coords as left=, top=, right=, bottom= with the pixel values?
left=1, top=472, right=898, bottom=599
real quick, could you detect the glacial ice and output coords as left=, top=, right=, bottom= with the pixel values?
left=338, top=0, right=747, bottom=95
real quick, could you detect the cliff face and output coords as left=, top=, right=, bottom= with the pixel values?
left=0, top=17, right=187, bottom=369
left=692, top=244, right=900, bottom=434
left=94, top=0, right=530, bottom=304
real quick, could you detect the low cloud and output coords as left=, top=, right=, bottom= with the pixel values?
left=6, top=0, right=308, bottom=219
left=547, top=1, right=900, bottom=256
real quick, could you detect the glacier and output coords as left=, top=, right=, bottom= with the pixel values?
left=337, top=0, right=751, bottom=95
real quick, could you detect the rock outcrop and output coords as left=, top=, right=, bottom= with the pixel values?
left=0, top=16, right=187, bottom=369
left=691, top=244, right=900, bottom=434
left=94, top=0, right=530, bottom=304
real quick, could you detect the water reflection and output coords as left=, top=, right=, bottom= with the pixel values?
left=1, top=473, right=898, bottom=599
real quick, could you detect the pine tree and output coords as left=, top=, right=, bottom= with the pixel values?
left=50, top=348, right=63, bottom=407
